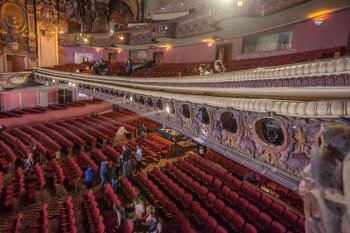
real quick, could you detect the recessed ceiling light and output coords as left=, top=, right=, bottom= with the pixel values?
left=237, top=0, right=243, bottom=6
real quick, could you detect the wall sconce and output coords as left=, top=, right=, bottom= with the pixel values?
left=308, top=10, right=331, bottom=26
left=165, top=106, right=170, bottom=113
left=160, top=44, right=172, bottom=51
left=119, top=35, right=125, bottom=41
left=202, top=39, right=215, bottom=47
left=313, top=15, right=327, bottom=26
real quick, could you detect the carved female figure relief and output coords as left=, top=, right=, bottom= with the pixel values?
left=212, top=112, right=223, bottom=143
left=284, top=127, right=311, bottom=175
left=239, top=119, right=256, bottom=156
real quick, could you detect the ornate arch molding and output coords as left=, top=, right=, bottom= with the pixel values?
left=110, top=0, right=138, bottom=21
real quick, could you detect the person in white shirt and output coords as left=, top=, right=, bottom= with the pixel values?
left=135, top=145, right=143, bottom=174
left=198, top=64, right=212, bottom=75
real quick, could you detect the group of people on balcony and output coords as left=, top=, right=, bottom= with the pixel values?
left=198, top=60, right=226, bottom=76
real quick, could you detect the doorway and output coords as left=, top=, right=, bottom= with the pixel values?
left=58, top=89, right=73, bottom=104
left=215, top=44, right=232, bottom=63
left=6, top=54, right=26, bottom=72
left=153, top=52, right=164, bottom=65
left=109, top=53, right=118, bottom=65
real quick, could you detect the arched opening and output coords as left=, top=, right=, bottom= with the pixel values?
left=166, top=101, right=175, bottom=114
left=147, top=97, right=153, bottom=107
left=156, top=99, right=163, bottom=110
left=119, top=92, right=124, bottom=98
left=132, top=95, right=138, bottom=103
left=139, top=96, right=144, bottom=105
left=182, top=104, right=191, bottom=118
left=109, top=0, right=136, bottom=25
left=220, top=112, right=238, bottom=133
left=68, top=21, right=81, bottom=33
left=255, top=118, right=285, bottom=146
left=198, top=107, right=210, bottom=125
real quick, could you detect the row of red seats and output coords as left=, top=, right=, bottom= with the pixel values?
left=59, top=196, right=78, bottom=233
left=45, top=122, right=86, bottom=148
left=79, top=117, right=116, bottom=138
left=88, top=116, right=120, bottom=132
left=60, top=157, right=82, bottom=187
left=0, top=131, right=29, bottom=158
left=56, top=121, right=97, bottom=145
left=104, top=183, right=122, bottom=209
left=120, top=177, right=138, bottom=201
left=22, top=126, right=61, bottom=155
left=91, top=148, right=108, bottom=163
left=148, top=134, right=174, bottom=148
left=177, top=156, right=305, bottom=233
left=31, top=203, right=49, bottom=233
left=50, top=159, right=66, bottom=185
left=0, top=140, right=16, bottom=170
left=33, top=124, right=74, bottom=150
left=0, top=172, right=3, bottom=196
left=80, top=191, right=106, bottom=233
left=76, top=152, right=99, bottom=173
left=136, top=172, right=198, bottom=233
left=103, top=145, right=120, bottom=160
left=26, top=164, right=46, bottom=200
left=6, top=212, right=23, bottom=233
left=3, top=168, right=25, bottom=209
left=204, top=150, right=303, bottom=210
left=149, top=167, right=230, bottom=233
left=65, top=119, right=109, bottom=142
left=8, top=128, right=48, bottom=155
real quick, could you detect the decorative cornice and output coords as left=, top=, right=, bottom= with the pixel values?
left=34, top=70, right=350, bottom=118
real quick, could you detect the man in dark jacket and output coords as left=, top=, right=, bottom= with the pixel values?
left=100, top=161, right=108, bottom=186
left=121, top=145, right=132, bottom=179
left=111, top=162, right=119, bottom=190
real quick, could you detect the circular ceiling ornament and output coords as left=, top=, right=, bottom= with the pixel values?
left=0, top=2, right=26, bottom=32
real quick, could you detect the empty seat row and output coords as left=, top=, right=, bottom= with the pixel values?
left=31, top=203, right=49, bottom=233
left=174, top=157, right=305, bottom=233
left=80, top=191, right=106, bottom=233
left=59, top=196, right=78, bottom=233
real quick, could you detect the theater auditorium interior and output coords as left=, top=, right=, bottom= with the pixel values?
left=1, top=0, right=350, bottom=233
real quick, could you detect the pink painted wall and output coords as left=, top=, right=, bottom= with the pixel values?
left=163, top=43, right=216, bottom=63
left=21, top=91, right=37, bottom=107
left=59, top=46, right=128, bottom=65
left=48, top=90, right=57, bottom=104
left=1, top=89, right=59, bottom=111
left=2, top=92, right=20, bottom=111
left=292, top=9, right=350, bottom=52
left=1, top=102, right=113, bottom=128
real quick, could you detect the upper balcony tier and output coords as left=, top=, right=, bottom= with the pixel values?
left=36, top=56, right=350, bottom=101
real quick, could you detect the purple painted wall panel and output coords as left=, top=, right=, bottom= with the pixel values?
left=292, top=9, right=350, bottom=52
